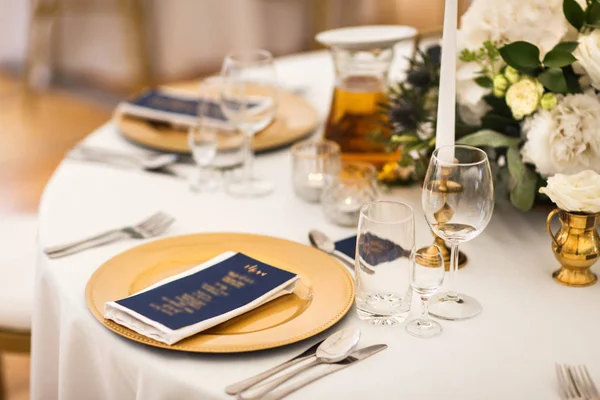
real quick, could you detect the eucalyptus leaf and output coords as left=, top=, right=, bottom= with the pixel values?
left=475, top=76, right=494, bottom=89
left=507, top=146, right=538, bottom=211
left=553, top=41, right=579, bottom=52
left=457, top=130, right=521, bottom=148
left=506, top=146, right=523, bottom=178
left=538, top=67, right=569, bottom=93
left=499, top=41, right=541, bottom=73
left=564, top=0, right=586, bottom=30
left=543, top=50, right=577, bottom=68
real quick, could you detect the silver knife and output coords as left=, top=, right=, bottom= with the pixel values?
left=225, top=340, right=325, bottom=395
left=261, top=344, right=387, bottom=400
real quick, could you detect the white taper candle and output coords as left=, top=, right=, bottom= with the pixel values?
left=435, top=0, right=458, bottom=157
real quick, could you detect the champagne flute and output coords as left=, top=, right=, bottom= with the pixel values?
left=219, top=49, right=278, bottom=197
left=422, top=145, right=494, bottom=320
left=406, top=245, right=445, bottom=338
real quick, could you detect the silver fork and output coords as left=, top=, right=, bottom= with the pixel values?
left=68, top=147, right=181, bottom=176
left=557, top=364, right=585, bottom=399
left=570, top=365, right=600, bottom=400
left=44, top=211, right=175, bottom=259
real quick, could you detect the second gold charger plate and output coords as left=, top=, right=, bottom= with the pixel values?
left=116, top=80, right=319, bottom=154
left=85, top=233, right=354, bottom=353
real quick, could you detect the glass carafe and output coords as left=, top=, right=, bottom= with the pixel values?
left=316, top=26, right=416, bottom=169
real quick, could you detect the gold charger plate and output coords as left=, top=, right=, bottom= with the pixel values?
left=85, top=233, right=354, bottom=353
left=116, top=81, right=319, bottom=154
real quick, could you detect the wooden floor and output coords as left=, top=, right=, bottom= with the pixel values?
left=0, top=73, right=111, bottom=399
left=0, top=74, right=111, bottom=213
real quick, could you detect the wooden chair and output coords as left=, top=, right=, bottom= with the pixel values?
left=24, top=0, right=150, bottom=90
left=0, top=215, right=37, bottom=399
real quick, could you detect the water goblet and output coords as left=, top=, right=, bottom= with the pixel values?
left=406, top=245, right=445, bottom=338
left=219, top=49, right=278, bottom=197
left=422, top=145, right=494, bottom=320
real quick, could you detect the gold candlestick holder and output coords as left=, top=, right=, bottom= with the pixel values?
left=427, top=173, right=468, bottom=271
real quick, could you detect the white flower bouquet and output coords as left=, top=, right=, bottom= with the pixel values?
left=384, top=0, right=600, bottom=211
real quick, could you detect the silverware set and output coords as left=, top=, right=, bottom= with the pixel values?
left=68, top=146, right=182, bottom=177
left=557, top=364, right=599, bottom=400
left=44, top=211, right=175, bottom=258
left=226, top=328, right=386, bottom=400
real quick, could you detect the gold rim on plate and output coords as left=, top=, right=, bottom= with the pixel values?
left=116, top=81, right=319, bottom=154
left=85, top=233, right=354, bottom=353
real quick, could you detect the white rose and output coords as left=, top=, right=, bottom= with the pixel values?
left=574, top=31, right=600, bottom=91
left=505, top=78, right=542, bottom=120
left=521, top=93, right=600, bottom=176
left=539, top=170, right=600, bottom=213
left=459, top=0, right=585, bottom=55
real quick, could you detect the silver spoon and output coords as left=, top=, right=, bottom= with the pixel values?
left=309, top=230, right=375, bottom=275
left=238, top=327, right=361, bottom=400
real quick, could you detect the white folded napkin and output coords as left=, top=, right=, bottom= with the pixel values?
left=104, top=251, right=299, bottom=345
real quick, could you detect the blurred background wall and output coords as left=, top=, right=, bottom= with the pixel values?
left=0, top=0, right=471, bottom=93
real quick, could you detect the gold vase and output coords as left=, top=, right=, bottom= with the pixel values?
left=546, top=209, right=600, bottom=287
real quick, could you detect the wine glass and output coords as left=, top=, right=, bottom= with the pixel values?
left=422, top=145, right=494, bottom=320
left=188, top=86, right=219, bottom=192
left=219, top=49, right=278, bottom=197
left=406, top=245, right=445, bottom=338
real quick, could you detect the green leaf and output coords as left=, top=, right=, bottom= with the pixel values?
left=474, top=76, right=494, bottom=88
left=538, top=67, right=569, bottom=93
left=482, top=95, right=513, bottom=118
left=587, top=0, right=600, bottom=24
left=564, top=0, right=586, bottom=30
left=391, top=135, right=420, bottom=144
left=543, top=50, right=577, bottom=67
left=481, top=114, right=520, bottom=136
left=457, top=130, right=521, bottom=148
left=553, top=41, right=579, bottom=52
left=499, top=41, right=541, bottom=73
left=564, top=64, right=583, bottom=93
left=585, top=22, right=600, bottom=28
left=507, top=146, right=538, bottom=211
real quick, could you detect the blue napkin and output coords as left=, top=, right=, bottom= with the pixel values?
left=104, top=252, right=299, bottom=344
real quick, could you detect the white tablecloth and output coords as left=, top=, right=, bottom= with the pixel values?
left=31, top=46, right=600, bottom=400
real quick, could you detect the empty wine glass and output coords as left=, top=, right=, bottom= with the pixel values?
left=220, top=49, right=278, bottom=197
left=406, top=245, right=445, bottom=338
left=188, top=91, right=219, bottom=193
left=422, top=145, right=494, bottom=320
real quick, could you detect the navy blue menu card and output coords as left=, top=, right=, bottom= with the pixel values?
left=117, top=88, right=263, bottom=131
left=335, top=234, right=408, bottom=266
left=104, top=252, right=299, bottom=345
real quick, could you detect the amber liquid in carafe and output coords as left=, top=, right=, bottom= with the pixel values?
left=324, top=75, right=397, bottom=167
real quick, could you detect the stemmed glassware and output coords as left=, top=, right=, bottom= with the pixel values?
left=219, top=49, right=278, bottom=197
left=406, top=245, right=445, bottom=338
left=422, top=145, right=494, bottom=320
left=188, top=85, right=219, bottom=192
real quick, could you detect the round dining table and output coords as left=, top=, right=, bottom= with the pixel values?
left=31, top=44, right=600, bottom=400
